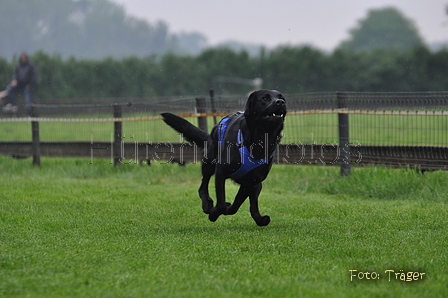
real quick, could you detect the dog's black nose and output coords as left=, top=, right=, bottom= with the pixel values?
left=275, top=99, right=285, bottom=105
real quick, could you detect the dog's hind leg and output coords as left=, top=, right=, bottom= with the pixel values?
left=249, top=183, right=271, bottom=226
left=208, top=171, right=228, bottom=222
left=198, top=162, right=214, bottom=214
left=226, top=185, right=250, bottom=215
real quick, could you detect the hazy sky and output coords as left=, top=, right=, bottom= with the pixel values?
left=113, top=0, right=447, bottom=50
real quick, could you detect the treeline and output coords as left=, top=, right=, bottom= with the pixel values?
left=1, top=45, right=448, bottom=103
left=0, top=0, right=206, bottom=59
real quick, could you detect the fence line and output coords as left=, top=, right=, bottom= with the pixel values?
left=2, top=109, right=448, bottom=123
left=1, top=91, right=448, bottom=173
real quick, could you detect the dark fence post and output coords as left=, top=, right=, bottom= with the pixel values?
left=113, top=104, right=122, bottom=167
left=209, top=89, right=217, bottom=125
left=195, top=97, right=208, bottom=132
left=31, top=106, right=40, bottom=166
left=337, top=92, right=350, bottom=176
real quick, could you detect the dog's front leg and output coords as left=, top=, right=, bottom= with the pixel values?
left=208, top=170, right=227, bottom=222
left=249, top=183, right=271, bottom=226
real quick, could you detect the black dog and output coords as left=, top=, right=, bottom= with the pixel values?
left=161, top=90, right=286, bottom=226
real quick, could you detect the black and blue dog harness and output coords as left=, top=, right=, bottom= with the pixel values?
left=217, top=113, right=273, bottom=180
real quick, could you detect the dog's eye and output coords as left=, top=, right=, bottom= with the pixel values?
left=262, top=96, right=270, bottom=101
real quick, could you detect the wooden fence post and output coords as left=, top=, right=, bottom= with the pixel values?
left=337, top=92, right=350, bottom=176
left=195, top=97, right=208, bottom=132
left=113, top=104, right=122, bottom=167
left=31, top=106, right=40, bottom=166
left=209, top=89, right=217, bottom=125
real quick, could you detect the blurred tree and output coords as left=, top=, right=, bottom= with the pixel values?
left=215, top=40, right=264, bottom=57
left=339, top=7, right=424, bottom=52
left=151, top=53, right=207, bottom=96
left=197, top=48, right=255, bottom=94
left=264, top=46, right=329, bottom=93
left=0, top=0, right=207, bottom=59
left=171, top=32, right=208, bottom=55
left=4, top=45, right=448, bottom=101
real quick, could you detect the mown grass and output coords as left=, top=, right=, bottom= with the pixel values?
left=0, top=156, right=447, bottom=297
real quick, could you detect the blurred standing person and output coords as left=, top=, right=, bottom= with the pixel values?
left=0, top=52, right=37, bottom=116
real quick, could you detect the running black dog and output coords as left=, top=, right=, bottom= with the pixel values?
left=161, top=90, right=286, bottom=226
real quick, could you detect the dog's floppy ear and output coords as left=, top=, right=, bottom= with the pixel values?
left=244, top=90, right=260, bottom=118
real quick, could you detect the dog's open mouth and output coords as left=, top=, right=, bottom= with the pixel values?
left=262, top=110, right=286, bottom=119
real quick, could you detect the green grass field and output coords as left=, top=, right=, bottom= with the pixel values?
left=1, top=113, right=447, bottom=146
left=1, top=156, right=447, bottom=297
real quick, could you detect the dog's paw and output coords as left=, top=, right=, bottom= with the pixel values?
left=202, top=199, right=213, bottom=214
left=226, top=204, right=237, bottom=215
left=256, top=215, right=271, bottom=227
left=208, top=205, right=228, bottom=222
left=208, top=212, right=219, bottom=222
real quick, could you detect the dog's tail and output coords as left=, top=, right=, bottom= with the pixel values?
left=161, top=113, right=209, bottom=148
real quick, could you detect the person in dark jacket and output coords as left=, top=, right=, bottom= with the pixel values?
left=1, top=52, right=37, bottom=115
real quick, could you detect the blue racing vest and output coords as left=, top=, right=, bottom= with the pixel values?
left=217, top=114, right=273, bottom=180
